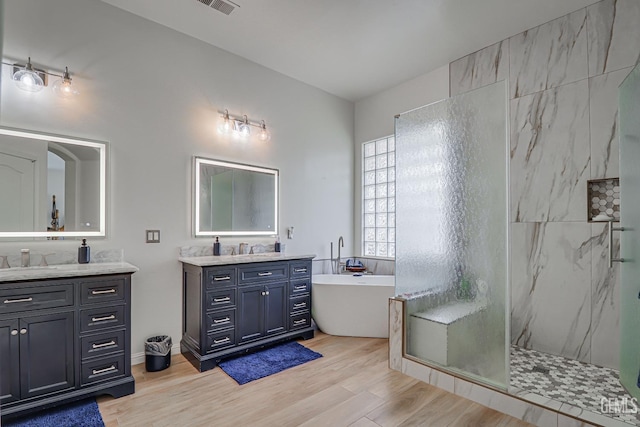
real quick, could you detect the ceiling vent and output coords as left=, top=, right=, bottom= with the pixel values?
left=211, top=0, right=238, bottom=15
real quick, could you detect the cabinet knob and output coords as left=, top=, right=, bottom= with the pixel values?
left=20, top=328, right=27, bottom=335
left=11, top=329, right=18, bottom=336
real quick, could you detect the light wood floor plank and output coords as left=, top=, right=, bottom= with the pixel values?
left=98, top=332, right=532, bottom=427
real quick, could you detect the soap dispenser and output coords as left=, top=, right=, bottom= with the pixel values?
left=213, top=237, right=221, bottom=256
left=78, top=239, right=90, bottom=264
left=274, top=236, right=281, bottom=253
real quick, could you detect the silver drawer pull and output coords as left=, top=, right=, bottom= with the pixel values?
left=213, top=317, right=230, bottom=324
left=293, top=302, right=306, bottom=308
left=213, top=276, right=231, bottom=281
left=92, top=365, right=117, bottom=375
left=92, top=289, right=116, bottom=295
left=92, top=314, right=116, bottom=322
left=4, top=297, right=33, bottom=304
left=294, top=268, right=307, bottom=273
left=11, top=329, right=18, bottom=336
left=293, top=319, right=307, bottom=325
left=294, top=286, right=306, bottom=291
left=213, top=297, right=230, bottom=302
left=213, top=337, right=230, bottom=344
left=92, top=340, right=116, bottom=349
left=258, top=272, right=273, bottom=277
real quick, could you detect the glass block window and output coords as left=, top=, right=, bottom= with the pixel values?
left=363, top=136, right=395, bottom=257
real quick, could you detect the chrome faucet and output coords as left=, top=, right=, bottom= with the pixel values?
left=337, top=236, right=344, bottom=274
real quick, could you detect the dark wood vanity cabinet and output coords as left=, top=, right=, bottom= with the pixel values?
left=0, top=273, right=134, bottom=420
left=181, top=257, right=314, bottom=372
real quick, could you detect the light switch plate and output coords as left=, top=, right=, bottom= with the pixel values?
left=146, top=230, right=160, bottom=243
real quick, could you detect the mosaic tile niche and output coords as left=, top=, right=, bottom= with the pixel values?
left=588, top=178, right=620, bottom=222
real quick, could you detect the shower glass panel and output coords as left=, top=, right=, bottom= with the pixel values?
left=395, top=80, right=509, bottom=389
left=619, top=63, right=640, bottom=400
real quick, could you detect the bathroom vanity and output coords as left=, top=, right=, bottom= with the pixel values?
left=179, top=254, right=314, bottom=372
left=0, top=263, right=137, bottom=419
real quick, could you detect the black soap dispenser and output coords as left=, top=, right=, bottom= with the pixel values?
left=78, top=239, right=90, bottom=264
left=274, top=236, right=281, bottom=253
left=213, top=236, right=221, bottom=256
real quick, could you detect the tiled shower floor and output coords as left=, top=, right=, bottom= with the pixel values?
left=510, top=346, right=640, bottom=425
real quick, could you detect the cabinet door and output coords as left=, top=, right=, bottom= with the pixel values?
left=264, top=282, right=287, bottom=337
left=0, top=318, right=20, bottom=405
left=237, top=284, right=264, bottom=343
left=20, top=312, right=75, bottom=399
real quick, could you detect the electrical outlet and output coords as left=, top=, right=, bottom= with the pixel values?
left=146, top=230, right=160, bottom=243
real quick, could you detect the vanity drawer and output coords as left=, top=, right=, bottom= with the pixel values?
left=206, top=308, right=235, bottom=332
left=206, top=329, right=235, bottom=353
left=205, top=267, right=236, bottom=289
left=205, top=288, right=236, bottom=310
left=290, top=261, right=311, bottom=279
left=289, top=295, right=310, bottom=314
left=81, top=355, right=125, bottom=386
left=238, top=263, right=288, bottom=284
left=238, top=262, right=289, bottom=283
left=0, top=284, right=74, bottom=314
left=289, top=278, right=311, bottom=297
left=80, top=305, right=125, bottom=333
left=81, top=330, right=125, bottom=360
left=290, top=312, right=311, bottom=330
left=80, top=278, right=126, bottom=305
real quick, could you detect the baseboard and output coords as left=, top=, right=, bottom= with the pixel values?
left=131, top=343, right=182, bottom=366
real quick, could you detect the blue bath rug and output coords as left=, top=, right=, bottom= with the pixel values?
left=219, top=341, right=322, bottom=385
left=4, top=398, right=104, bottom=427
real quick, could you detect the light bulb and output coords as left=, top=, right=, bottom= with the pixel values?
left=13, top=58, right=44, bottom=92
left=237, top=115, right=251, bottom=138
left=218, top=110, right=232, bottom=134
left=258, top=121, right=270, bottom=141
left=52, top=67, right=79, bottom=98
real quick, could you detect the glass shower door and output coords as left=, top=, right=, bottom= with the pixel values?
left=619, top=63, right=640, bottom=399
left=395, top=80, right=509, bottom=389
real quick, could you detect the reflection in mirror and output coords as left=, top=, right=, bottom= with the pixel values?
left=0, top=127, right=106, bottom=238
left=195, top=157, right=278, bottom=237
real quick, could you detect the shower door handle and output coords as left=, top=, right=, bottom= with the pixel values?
left=608, top=222, right=625, bottom=268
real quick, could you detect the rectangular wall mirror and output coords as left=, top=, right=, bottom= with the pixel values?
left=194, top=157, right=278, bottom=237
left=0, top=126, right=106, bottom=239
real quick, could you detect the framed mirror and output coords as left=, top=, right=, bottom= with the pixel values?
left=0, top=126, right=106, bottom=239
left=194, top=157, right=278, bottom=237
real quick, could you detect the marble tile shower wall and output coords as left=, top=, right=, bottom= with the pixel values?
left=449, top=0, right=640, bottom=370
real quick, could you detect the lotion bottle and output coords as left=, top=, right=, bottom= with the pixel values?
left=78, top=239, right=90, bottom=264
left=213, top=237, right=221, bottom=256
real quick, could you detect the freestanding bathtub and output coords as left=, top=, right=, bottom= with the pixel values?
left=311, top=274, right=395, bottom=338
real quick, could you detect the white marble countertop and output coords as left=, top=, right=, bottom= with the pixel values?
left=0, top=262, right=139, bottom=283
left=179, top=253, right=316, bottom=267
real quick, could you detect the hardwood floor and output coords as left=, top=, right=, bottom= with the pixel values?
left=97, top=332, right=532, bottom=426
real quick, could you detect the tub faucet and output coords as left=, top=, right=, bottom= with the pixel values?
left=337, top=236, right=344, bottom=273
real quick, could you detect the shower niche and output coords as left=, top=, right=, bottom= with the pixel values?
left=587, top=178, right=620, bottom=222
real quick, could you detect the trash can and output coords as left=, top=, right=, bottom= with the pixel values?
left=145, top=335, right=172, bottom=372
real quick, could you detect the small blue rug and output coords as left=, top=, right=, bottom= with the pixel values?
left=219, top=341, right=322, bottom=385
left=4, top=398, right=104, bottom=427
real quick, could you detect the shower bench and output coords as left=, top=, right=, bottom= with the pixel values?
left=409, top=301, right=486, bottom=367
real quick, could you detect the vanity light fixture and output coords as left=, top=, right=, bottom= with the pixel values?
left=2, top=57, right=79, bottom=97
left=217, top=109, right=270, bottom=141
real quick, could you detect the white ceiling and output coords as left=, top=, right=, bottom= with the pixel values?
left=100, top=0, right=597, bottom=102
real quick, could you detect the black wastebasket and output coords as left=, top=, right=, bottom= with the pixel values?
left=145, top=335, right=172, bottom=372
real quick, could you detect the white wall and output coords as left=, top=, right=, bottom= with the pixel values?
left=0, top=0, right=354, bottom=356
left=353, top=66, right=449, bottom=254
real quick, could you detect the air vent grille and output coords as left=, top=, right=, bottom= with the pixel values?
left=197, top=0, right=213, bottom=6
left=212, top=0, right=235, bottom=15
